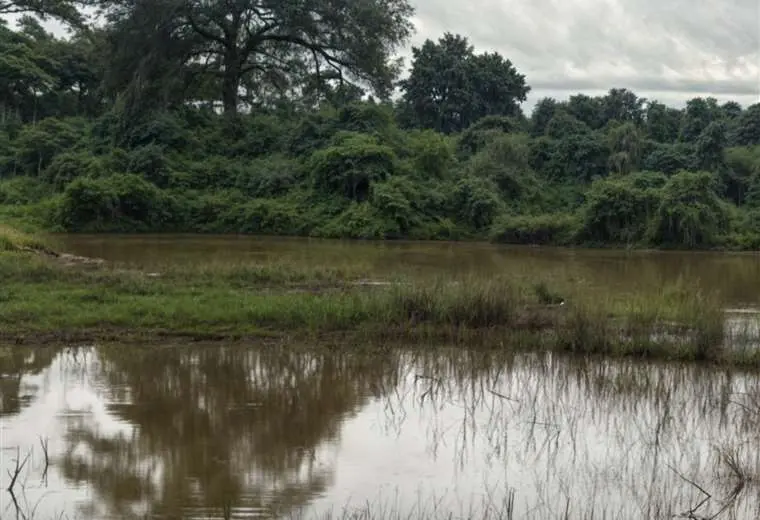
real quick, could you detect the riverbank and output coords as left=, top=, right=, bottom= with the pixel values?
left=1, top=227, right=757, bottom=366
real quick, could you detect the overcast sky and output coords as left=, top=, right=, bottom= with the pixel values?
left=406, top=0, right=760, bottom=112
left=5, top=0, right=760, bottom=113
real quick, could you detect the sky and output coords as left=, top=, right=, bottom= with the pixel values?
left=405, top=0, right=760, bottom=112
left=5, top=0, right=760, bottom=114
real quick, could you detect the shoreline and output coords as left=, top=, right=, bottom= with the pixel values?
left=0, top=250, right=755, bottom=367
left=37, top=228, right=760, bottom=254
left=0, top=225, right=758, bottom=367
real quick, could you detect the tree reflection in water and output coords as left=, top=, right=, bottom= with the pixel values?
left=57, top=344, right=402, bottom=519
left=0, top=346, right=61, bottom=418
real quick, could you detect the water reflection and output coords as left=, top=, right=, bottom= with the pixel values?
left=1, top=345, right=760, bottom=519
left=0, top=346, right=60, bottom=418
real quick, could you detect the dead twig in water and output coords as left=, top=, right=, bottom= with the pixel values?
left=39, top=435, right=50, bottom=483
left=6, top=446, right=30, bottom=492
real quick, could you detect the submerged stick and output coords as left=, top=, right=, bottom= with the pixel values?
left=6, top=446, right=30, bottom=492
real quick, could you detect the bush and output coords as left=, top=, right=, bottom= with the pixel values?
left=235, top=155, right=299, bottom=197
left=54, top=174, right=173, bottom=231
left=315, top=201, right=392, bottom=239
left=0, top=177, right=51, bottom=205
left=219, top=198, right=306, bottom=235
left=647, top=170, right=729, bottom=247
left=370, top=176, right=421, bottom=235
left=451, top=176, right=503, bottom=230
left=467, top=133, right=540, bottom=201
left=457, top=115, right=519, bottom=158
left=404, top=129, right=456, bottom=179
left=44, top=151, right=108, bottom=189
left=127, top=144, right=172, bottom=187
left=309, top=132, right=397, bottom=201
left=12, top=117, right=89, bottom=175
left=579, top=175, right=662, bottom=243
left=490, top=213, right=579, bottom=245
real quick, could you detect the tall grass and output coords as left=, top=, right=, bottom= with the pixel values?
left=0, top=224, right=49, bottom=252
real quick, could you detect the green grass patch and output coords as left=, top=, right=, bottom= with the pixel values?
left=0, top=224, right=50, bottom=252
left=0, top=246, right=756, bottom=366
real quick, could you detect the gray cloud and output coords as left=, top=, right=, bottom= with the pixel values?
left=404, top=0, right=760, bottom=111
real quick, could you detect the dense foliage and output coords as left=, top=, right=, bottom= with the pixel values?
left=1, top=2, right=760, bottom=249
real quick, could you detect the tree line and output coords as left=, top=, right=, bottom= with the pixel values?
left=2, top=0, right=760, bottom=249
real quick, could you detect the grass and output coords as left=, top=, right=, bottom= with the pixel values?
left=0, top=239, right=757, bottom=365
left=0, top=224, right=50, bottom=253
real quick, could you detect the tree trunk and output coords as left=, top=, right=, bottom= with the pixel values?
left=221, top=48, right=241, bottom=115
left=222, top=71, right=239, bottom=115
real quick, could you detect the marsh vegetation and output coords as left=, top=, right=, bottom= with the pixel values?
left=3, top=239, right=758, bottom=366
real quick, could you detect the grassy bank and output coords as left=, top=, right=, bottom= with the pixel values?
left=0, top=229, right=756, bottom=365
left=0, top=224, right=51, bottom=252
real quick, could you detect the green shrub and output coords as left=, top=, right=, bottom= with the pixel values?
left=309, top=132, right=397, bottom=201
left=491, top=213, right=579, bottom=245
left=44, top=151, right=108, bottom=189
left=647, top=170, right=729, bottom=247
left=54, top=174, right=173, bottom=231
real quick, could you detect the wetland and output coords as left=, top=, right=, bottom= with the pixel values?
left=2, top=233, right=760, bottom=519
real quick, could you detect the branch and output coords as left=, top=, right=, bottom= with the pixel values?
left=185, top=12, right=228, bottom=48
left=261, top=34, right=352, bottom=70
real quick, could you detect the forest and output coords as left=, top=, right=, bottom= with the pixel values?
left=2, top=0, right=760, bottom=249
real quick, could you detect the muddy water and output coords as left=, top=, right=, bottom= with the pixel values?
left=54, top=234, right=760, bottom=306
left=2, top=345, right=760, bottom=519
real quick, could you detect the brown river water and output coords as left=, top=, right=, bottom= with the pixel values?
left=2, top=235, right=760, bottom=519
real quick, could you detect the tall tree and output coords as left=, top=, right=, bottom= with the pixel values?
left=399, top=33, right=529, bottom=133
left=530, top=97, right=559, bottom=136
left=644, top=100, right=681, bottom=143
left=679, top=97, right=721, bottom=142
left=599, top=88, right=645, bottom=127
left=98, top=0, right=414, bottom=115
left=0, top=0, right=84, bottom=25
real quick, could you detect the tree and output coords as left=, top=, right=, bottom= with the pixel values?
left=0, top=20, right=56, bottom=121
left=606, top=122, right=643, bottom=175
left=721, top=101, right=742, bottom=120
left=695, top=121, right=726, bottom=172
left=580, top=175, right=660, bottom=243
left=0, top=0, right=84, bottom=25
left=399, top=33, right=529, bottom=133
left=644, top=100, right=681, bottom=143
left=732, top=104, right=760, bottom=146
left=530, top=97, right=559, bottom=136
left=680, top=97, right=721, bottom=142
left=566, top=94, right=602, bottom=129
left=599, top=88, right=645, bottom=126
left=98, top=0, right=414, bottom=115
left=648, top=170, right=728, bottom=247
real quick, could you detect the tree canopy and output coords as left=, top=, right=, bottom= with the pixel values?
left=2, top=5, right=760, bottom=251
